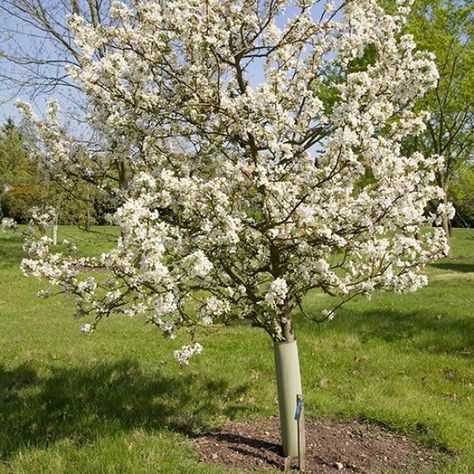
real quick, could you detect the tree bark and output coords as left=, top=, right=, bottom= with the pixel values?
left=443, top=195, right=453, bottom=238
left=442, top=182, right=452, bottom=252
left=442, top=212, right=452, bottom=239
left=52, top=224, right=58, bottom=246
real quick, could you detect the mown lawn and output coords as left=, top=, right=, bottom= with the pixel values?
left=0, top=226, right=473, bottom=473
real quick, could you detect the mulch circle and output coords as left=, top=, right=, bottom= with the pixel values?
left=194, top=417, right=444, bottom=473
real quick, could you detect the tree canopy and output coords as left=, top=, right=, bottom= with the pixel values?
left=20, top=0, right=449, bottom=355
left=15, top=0, right=453, bottom=457
left=405, top=0, right=474, bottom=234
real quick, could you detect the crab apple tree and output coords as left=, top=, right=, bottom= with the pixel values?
left=21, top=0, right=451, bottom=458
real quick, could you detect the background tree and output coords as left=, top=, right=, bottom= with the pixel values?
left=20, top=0, right=450, bottom=459
left=0, top=119, right=35, bottom=184
left=0, top=118, right=99, bottom=229
left=451, top=162, right=474, bottom=227
left=0, top=0, right=111, bottom=103
left=0, top=0, right=132, bottom=204
left=405, top=0, right=474, bottom=236
left=0, top=118, right=45, bottom=222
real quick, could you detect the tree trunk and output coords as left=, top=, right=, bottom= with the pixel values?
left=274, top=339, right=305, bottom=458
left=443, top=199, right=453, bottom=238
left=442, top=212, right=452, bottom=239
left=442, top=181, right=452, bottom=239
left=442, top=189, right=452, bottom=260
left=52, top=224, right=58, bottom=245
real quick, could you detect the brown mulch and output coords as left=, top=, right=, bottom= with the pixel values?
left=194, top=417, right=445, bottom=473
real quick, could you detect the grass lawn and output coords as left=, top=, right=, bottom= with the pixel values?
left=0, top=226, right=473, bottom=473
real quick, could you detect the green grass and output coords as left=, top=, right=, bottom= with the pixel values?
left=1, top=226, right=473, bottom=473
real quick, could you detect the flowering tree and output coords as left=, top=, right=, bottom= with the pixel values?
left=21, top=0, right=451, bottom=458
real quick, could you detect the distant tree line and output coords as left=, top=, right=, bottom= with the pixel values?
left=0, top=119, right=113, bottom=226
left=405, top=0, right=474, bottom=233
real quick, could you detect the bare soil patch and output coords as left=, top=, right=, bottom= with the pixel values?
left=194, top=417, right=444, bottom=473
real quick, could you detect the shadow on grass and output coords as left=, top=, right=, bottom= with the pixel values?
left=0, top=359, right=251, bottom=460
left=297, top=301, right=474, bottom=357
left=329, top=308, right=474, bottom=356
left=430, top=262, right=474, bottom=273
left=0, top=234, right=25, bottom=269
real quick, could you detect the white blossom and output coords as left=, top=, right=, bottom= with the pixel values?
left=80, top=323, right=93, bottom=334
left=1, top=218, right=17, bottom=232
left=173, top=342, right=203, bottom=365
left=265, top=278, right=289, bottom=308
left=18, top=0, right=448, bottom=353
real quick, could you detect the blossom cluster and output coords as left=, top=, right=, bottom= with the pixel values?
left=30, top=206, right=57, bottom=230
left=20, top=0, right=449, bottom=360
left=1, top=218, right=17, bottom=233
left=173, top=342, right=204, bottom=365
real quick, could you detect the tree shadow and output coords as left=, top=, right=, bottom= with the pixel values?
left=198, top=431, right=283, bottom=468
left=0, top=359, right=251, bottom=460
left=333, top=308, right=474, bottom=357
left=430, top=262, right=474, bottom=273
left=0, top=233, right=25, bottom=269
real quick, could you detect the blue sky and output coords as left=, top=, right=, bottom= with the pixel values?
left=0, top=1, right=329, bottom=127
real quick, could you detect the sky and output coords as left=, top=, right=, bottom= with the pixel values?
left=0, top=1, right=330, bottom=129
